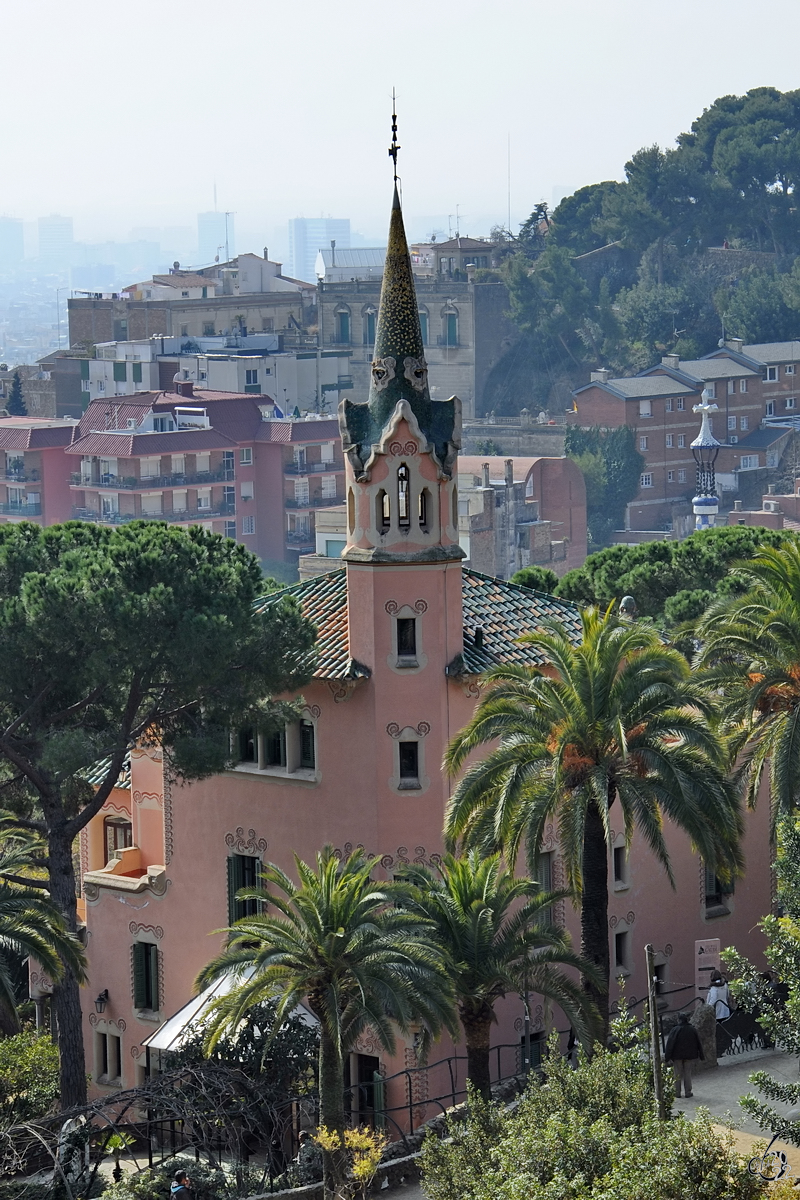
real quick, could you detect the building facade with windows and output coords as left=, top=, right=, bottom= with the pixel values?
left=0, top=417, right=79, bottom=525
left=64, top=387, right=344, bottom=565
left=76, top=183, right=771, bottom=1112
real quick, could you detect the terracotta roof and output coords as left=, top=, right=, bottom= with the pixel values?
left=84, top=753, right=131, bottom=790
left=0, top=422, right=78, bottom=449
left=66, top=428, right=238, bottom=457
left=255, top=568, right=580, bottom=680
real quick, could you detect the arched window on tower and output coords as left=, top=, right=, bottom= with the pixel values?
left=377, top=489, right=390, bottom=532
left=419, top=487, right=430, bottom=531
left=397, top=464, right=411, bottom=528
left=348, top=488, right=355, bottom=534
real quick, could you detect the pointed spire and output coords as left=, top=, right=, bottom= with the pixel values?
left=367, top=184, right=432, bottom=435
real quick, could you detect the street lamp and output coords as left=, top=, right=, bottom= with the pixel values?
left=94, top=989, right=109, bottom=1014
left=690, top=391, right=721, bottom=531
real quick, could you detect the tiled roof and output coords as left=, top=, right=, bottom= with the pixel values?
left=0, top=421, right=78, bottom=449
left=676, top=358, right=760, bottom=380
left=84, top=753, right=131, bottom=790
left=255, top=568, right=580, bottom=681
left=743, top=341, right=800, bottom=364
left=577, top=376, right=700, bottom=399
left=66, top=428, right=238, bottom=457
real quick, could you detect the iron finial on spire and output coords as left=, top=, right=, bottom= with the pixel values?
left=389, top=89, right=400, bottom=181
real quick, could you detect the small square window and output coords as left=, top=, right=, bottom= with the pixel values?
left=640, top=473, right=653, bottom=488
left=203, top=322, right=215, bottom=337
left=766, top=366, right=778, bottom=382
left=242, top=515, right=255, bottom=536
left=676, top=398, right=685, bottom=411
left=224, top=521, right=236, bottom=538
left=786, top=365, right=795, bottom=376
left=638, top=400, right=652, bottom=418
left=240, top=447, right=253, bottom=466
left=398, top=741, right=419, bottom=787
left=787, top=398, right=796, bottom=410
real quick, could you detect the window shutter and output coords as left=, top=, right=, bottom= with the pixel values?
left=148, top=944, right=160, bottom=1010
left=227, top=855, right=245, bottom=923
left=132, top=943, right=147, bottom=1008
left=132, top=362, right=143, bottom=383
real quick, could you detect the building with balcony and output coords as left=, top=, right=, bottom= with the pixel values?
left=0, top=417, right=79, bottom=525
left=65, top=386, right=344, bottom=567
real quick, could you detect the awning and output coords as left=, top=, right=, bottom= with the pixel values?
left=141, top=969, right=317, bottom=1053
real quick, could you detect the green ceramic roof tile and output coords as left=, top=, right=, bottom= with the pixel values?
left=255, top=568, right=580, bottom=681
left=84, top=753, right=132, bottom=790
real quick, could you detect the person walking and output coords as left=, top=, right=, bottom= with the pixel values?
left=170, top=1169, right=193, bottom=1198
left=664, top=1012, right=704, bottom=1098
left=707, top=972, right=732, bottom=1020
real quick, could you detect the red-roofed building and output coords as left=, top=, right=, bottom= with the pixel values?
left=65, top=385, right=344, bottom=565
left=0, top=418, right=79, bottom=525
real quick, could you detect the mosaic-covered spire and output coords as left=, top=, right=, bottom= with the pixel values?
left=339, top=184, right=460, bottom=479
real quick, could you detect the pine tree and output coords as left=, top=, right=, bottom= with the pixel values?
left=6, top=372, right=26, bottom=416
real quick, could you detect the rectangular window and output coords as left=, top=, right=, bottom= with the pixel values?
left=140, top=493, right=162, bottom=515
left=398, top=741, right=419, bottom=787
left=766, top=366, right=778, bottom=382
left=788, top=398, right=796, bottom=410
left=787, top=365, right=796, bottom=376
left=224, top=520, right=236, bottom=539
left=245, top=369, right=258, bottom=386
left=180, top=324, right=189, bottom=337
left=705, top=382, right=716, bottom=398
left=132, top=362, right=143, bottom=384
left=419, top=311, right=428, bottom=345
left=242, top=514, right=255, bottom=535
left=139, top=457, right=160, bottom=479
left=132, top=942, right=159, bottom=1010
left=638, top=399, right=652, bottom=418
left=104, top=816, right=132, bottom=865
left=677, top=434, right=686, bottom=448
left=665, top=398, right=673, bottom=412
left=203, top=322, right=215, bottom=337
left=676, top=397, right=685, bottom=410
left=445, top=313, right=458, bottom=346
left=740, top=417, right=749, bottom=431
left=397, top=617, right=417, bottom=659
left=171, top=455, right=185, bottom=475
left=337, top=312, right=351, bottom=343
left=639, top=436, right=648, bottom=451
left=300, top=720, right=316, bottom=769
left=194, top=453, right=210, bottom=474
left=294, top=478, right=310, bottom=504
left=678, top=469, right=686, bottom=483
left=172, top=490, right=187, bottom=513
left=227, top=853, right=260, bottom=923
left=667, top=470, right=674, bottom=482
left=321, top=474, right=337, bottom=499
left=80, top=359, right=90, bottom=381
left=113, top=362, right=127, bottom=385
left=152, top=416, right=173, bottom=432
left=614, top=930, right=629, bottom=970
left=96, top=1032, right=122, bottom=1081
left=613, top=846, right=628, bottom=885
left=766, top=401, right=775, bottom=417
left=740, top=378, right=748, bottom=392
left=265, top=726, right=286, bottom=766
left=740, top=455, right=758, bottom=470
left=240, top=447, right=252, bottom=466
left=536, top=851, right=554, bottom=926
left=196, top=487, right=211, bottom=510
left=240, top=480, right=254, bottom=500
left=640, top=473, right=653, bottom=488
left=666, top=434, right=673, bottom=448
left=321, top=442, right=335, bottom=463
left=727, top=416, right=737, bottom=430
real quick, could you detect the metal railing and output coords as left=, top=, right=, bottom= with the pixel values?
left=0, top=468, right=40, bottom=482
left=285, top=531, right=314, bottom=546
left=284, top=496, right=340, bottom=508
left=70, top=468, right=234, bottom=490
left=0, top=502, right=41, bottom=516
left=284, top=462, right=342, bottom=476
left=72, top=504, right=235, bottom=525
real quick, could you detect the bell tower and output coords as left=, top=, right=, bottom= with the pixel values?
left=338, top=166, right=464, bottom=677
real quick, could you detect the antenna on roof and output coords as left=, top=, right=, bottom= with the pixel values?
left=388, top=89, right=400, bottom=182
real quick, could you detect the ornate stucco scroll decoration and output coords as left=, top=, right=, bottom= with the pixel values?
left=371, top=356, right=396, bottom=392
left=163, top=773, right=174, bottom=865
left=133, top=789, right=163, bottom=809
left=664, top=943, right=674, bottom=958
left=413, top=599, right=428, bottom=613
left=83, top=882, right=100, bottom=902
left=403, top=355, right=428, bottom=393
left=388, top=439, right=418, bottom=456
left=380, top=845, right=441, bottom=871
left=386, top=722, right=430, bottom=738
left=304, top=704, right=321, bottom=719
left=225, top=827, right=268, bottom=854
left=327, top=679, right=358, bottom=703
left=129, top=922, right=164, bottom=939
left=130, top=1045, right=142, bottom=1060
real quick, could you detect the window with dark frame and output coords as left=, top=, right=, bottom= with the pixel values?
left=132, top=942, right=159, bottom=1010
left=266, top=727, right=287, bottom=767
left=104, top=816, right=133, bottom=865
left=238, top=727, right=257, bottom=763
left=227, top=853, right=260, bottom=922
left=536, top=852, right=554, bottom=926
left=397, top=464, right=411, bottom=528
left=300, top=720, right=316, bottom=769
left=398, top=741, right=419, bottom=786
left=396, top=618, right=417, bottom=659
left=613, top=846, right=627, bottom=884
left=614, top=930, right=628, bottom=969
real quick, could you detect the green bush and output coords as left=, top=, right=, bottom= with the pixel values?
left=0, top=1031, right=59, bottom=1124
left=100, top=1159, right=266, bottom=1200
left=421, top=1021, right=764, bottom=1200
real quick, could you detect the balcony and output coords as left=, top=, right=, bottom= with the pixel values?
left=72, top=502, right=235, bottom=526
left=284, top=495, right=340, bottom=509
left=1, top=469, right=40, bottom=483
left=0, top=503, right=42, bottom=517
left=70, top=468, right=235, bottom=490
left=286, top=530, right=314, bottom=547
left=283, top=462, right=342, bottom=476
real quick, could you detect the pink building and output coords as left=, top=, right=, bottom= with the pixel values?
left=76, top=185, right=771, bottom=1122
left=0, top=417, right=78, bottom=526
left=64, top=387, right=344, bottom=566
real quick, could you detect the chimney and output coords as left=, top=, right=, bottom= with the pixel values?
left=726, top=338, right=743, bottom=353
left=662, top=353, right=680, bottom=369
left=264, top=246, right=269, bottom=260
left=330, top=239, right=336, bottom=268
left=590, top=368, right=611, bottom=384
left=175, top=380, right=194, bottom=398
left=482, top=462, right=491, bottom=488
left=504, top=458, right=514, bottom=488
left=734, top=500, right=742, bottom=511
left=768, top=484, right=776, bottom=495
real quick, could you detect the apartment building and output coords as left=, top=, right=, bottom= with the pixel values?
left=0, top=417, right=78, bottom=525
left=65, top=387, right=344, bottom=565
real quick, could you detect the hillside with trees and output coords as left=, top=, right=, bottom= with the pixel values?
left=483, top=87, right=800, bottom=415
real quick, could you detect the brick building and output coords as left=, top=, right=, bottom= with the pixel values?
left=0, top=417, right=78, bottom=526
left=65, top=387, right=344, bottom=566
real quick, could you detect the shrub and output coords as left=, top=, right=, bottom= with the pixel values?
left=100, top=1159, right=265, bottom=1200
left=0, top=1031, right=59, bottom=1124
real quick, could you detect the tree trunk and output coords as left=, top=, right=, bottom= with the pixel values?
left=317, top=1026, right=348, bottom=1199
left=460, top=1006, right=494, bottom=1102
left=581, top=799, right=610, bottom=1044
left=48, top=822, right=87, bottom=1109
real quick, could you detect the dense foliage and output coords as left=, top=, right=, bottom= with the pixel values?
left=484, top=87, right=800, bottom=415
left=563, top=425, right=644, bottom=546
left=0, top=1031, right=59, bottom=1125
left=420, top=1015, right=763, bottom=1200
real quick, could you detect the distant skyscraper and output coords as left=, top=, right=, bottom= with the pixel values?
left=197, top=212, right=235, bottom=264
left=0, top=217, right=24, bottom=266
left=38, top=214, right=74, bottom=265
left=288, top=218, right=350, bottom=282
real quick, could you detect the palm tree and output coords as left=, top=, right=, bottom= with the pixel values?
left=197, top=846, right=457, bottom=1197
left=400, top=850, right=600, bottom=1099
left=0, top=831, right=86, bottom=1029
left=444, top=606, right=743, bottom=1039
left=696, top=542, right=800, bottom=825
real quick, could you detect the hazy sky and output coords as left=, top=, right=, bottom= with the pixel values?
left=8, top=0, right=800, bottom=259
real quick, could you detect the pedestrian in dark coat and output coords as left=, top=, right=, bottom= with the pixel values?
left=664, top=1013, right=704, bottom=1098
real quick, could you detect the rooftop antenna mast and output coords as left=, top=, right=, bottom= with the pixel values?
left=389, top=88, right=400, bottom=183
